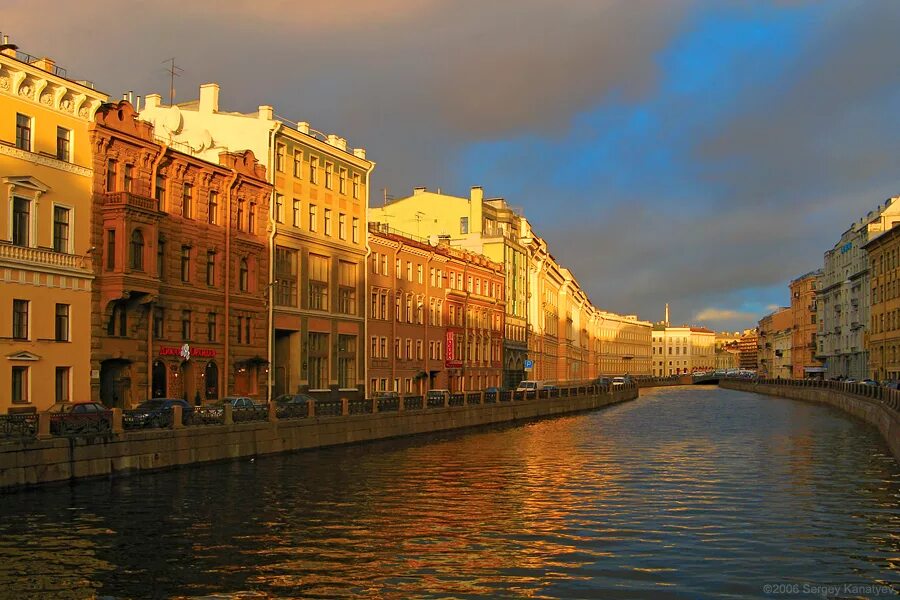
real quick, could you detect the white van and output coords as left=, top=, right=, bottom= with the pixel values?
left=516, top=380, right=546, bottom=392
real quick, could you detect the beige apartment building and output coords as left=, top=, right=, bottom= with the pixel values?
left=0, top=41, right=107, bottom=413
left=140, top=84, right=374, bottom=400
left=757, top=307, right=793, bottom=378
left=652, top=324, right=715, bottom=376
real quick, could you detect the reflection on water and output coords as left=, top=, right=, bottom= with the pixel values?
left=0, top=386, right=897, bottom=599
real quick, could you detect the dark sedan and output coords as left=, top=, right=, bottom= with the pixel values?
left=43, top=402, right=112, bottom=436
left=124, top=399, right=193, bottom=429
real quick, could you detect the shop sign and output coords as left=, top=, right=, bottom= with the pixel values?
left=159, top=344, right=217, bottom=359
left=445, top=330, right=462, bottom=368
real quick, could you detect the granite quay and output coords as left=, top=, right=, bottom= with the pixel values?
left=0, top=383, right=637, bottom=491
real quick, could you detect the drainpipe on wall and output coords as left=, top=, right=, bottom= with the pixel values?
left=224, top=167, right=239, bottom=398
left=265, top=122, right=281, bottom=403
left=146, top=142, right=168, bottom=403
left=362, top=160, right=375, bottom=397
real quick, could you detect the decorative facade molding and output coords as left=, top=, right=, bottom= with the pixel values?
left=0, top=144, right=92, bottom=177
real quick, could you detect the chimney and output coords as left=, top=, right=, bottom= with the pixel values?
left=199, top=83, right=219, bottom=113
left=135, top=95, right=141, bottom=111
left=144, top=94, right=162, bottom=110
left=470, top=186, right=483, bottom=235
left=413, top=187, right=426, bottom=195
left=353, top=148, right=366, bottom=159
left=258, top=105, right=273, bottom=121
left=32, top=57, right=56, bottom=74
left=665, top=303, right=670, bottom=326
left=297, top=121, right=310, bottom=134
left=1, top=34, right=18, bottom=58
left=470, top=185, right=483, bottom=204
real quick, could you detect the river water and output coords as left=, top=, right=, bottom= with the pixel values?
left=0, top=386, right=897, bottom=599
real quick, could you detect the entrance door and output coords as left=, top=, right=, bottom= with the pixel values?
left=152, top=360, right=167, bottom=398
left=100, top=359, right=131, bottom=408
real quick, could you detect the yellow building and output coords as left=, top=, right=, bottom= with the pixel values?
left=862, top=224, right=900, bottom=380
left=596, top=311, right=652, bottom=376
left=140, top=85, right=374, bottom=401
left=370, top=187, right=528, bottom=387
left=714, top=331, right=742, bottom=370
left=651, top=324, right=716, bottom=376
left=0, top=40, right=106, bottom=413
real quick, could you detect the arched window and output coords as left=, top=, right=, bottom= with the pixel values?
left=239, top=258, right=249, bottom=292
left=130, top=229, right=144, bottom=271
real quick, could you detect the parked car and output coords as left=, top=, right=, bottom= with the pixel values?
left=219, top=396, right=258, bottom=409
left=126, top=398, right=193, bottom=428
left=516, top=380, right=546, bottom=392
left=484, top=386, right=507, bottom=394
left=275, top=393, right=315, bottom=405
left=860, top=379, right=879, bottom=387
left=612, top=377, right=627, bottom=388
left=43, top=402, right=112, bottom=435
left=426, top=389, right=451, bottom=406
left=373, top=390, right=400, bottom=400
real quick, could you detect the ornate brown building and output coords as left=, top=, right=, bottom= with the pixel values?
left=89, top=101, right=271, bottom=407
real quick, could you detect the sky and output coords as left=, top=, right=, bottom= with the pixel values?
left=6, top=0, right=900, bottom=330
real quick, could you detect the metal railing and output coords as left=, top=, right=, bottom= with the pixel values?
left=735, top=377, right=900, bottom=413
left=0, top=383, right=635, bottom=441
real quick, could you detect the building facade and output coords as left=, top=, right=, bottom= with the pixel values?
left=89, top=100, right=271, bottom=407
left=738, top=329, right=758, bottom=371
left=370, top=187, right=527, bottom=387
left=863, top=225, right=900, bottom=380
left=596, top=311, right=652, bottom=376
left=817, top=199, right=900, bottom=380
left=757, top=307, right=792, bottom=378
left=367, top=226, right=504, bottom=394
left=790, top=270, right=823, bottom=379
left=0, top=42, right=107, bottom=413
left=714, top=332, right=741, bottom=370
left=651, top=325, right=715, bottom=376
left=139, top=85, right=374, bottom=401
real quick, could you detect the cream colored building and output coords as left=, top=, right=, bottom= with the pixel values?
left=757, top=307, right=793, bottom=378
left=817, top=198, right=900, bottom=380
left=714, top=331, right=741, bottom=370
left=370, top=187, right=528, bottom=387
left=0, top=40, right=106, bottom=413
left=652, top=324, right=716, bottom=376
left=596, top=311, right=652, bottom=376
left=140, top=84, right=374, bottom=401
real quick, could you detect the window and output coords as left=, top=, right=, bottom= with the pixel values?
left=56, top=127, right=70, bottom=162
left=52, top=206, right=70, bottom=253
left=181, top=310, right=192, bottom=340
left=416, top=340, right=423, bottom=360
left=396, top=258, right=401, bottom=279
left=324, top=162, right=334, bottom=189
left=124, top=164, right=133, bottom=192
left=339, top=168, right=347, bottom=194
left=15, top=113, right=31, bottom=151
left=130, top=229, right=144, bottom=271
left=208, top=191, right=218, bottom=225
left=206, top=250, right=216, bottom=286
left=155, top=174, right=166, bottom=206
left=338, top=260, right=357, bottom=315
left=55, top=367, right=70, bottom=403
left=274, top=194, right=284, bottom=223
left=12, top=299, right=28, bottom=340
left=153, top=307, right=164, bottom=339
left=275, top=143, right=286, bottom=172
left=308, top=254, right=329, bottom=310
left=308, top=332, right=329, bottom=390
left=12, top=197, right=31, bottom=247
left=371, top=336, right=378, bottom=359
left=460, top=216, right=469, bottom=234
left=237, top=200, right=245, bottom=231
left=182, top=183, right=193, bottom=219
left=382, top=255, right=388, bottom=276
left=292, top=199, right=301, bottom=227
left=244, top=316, right=251, bottom=343
left=338, top=213, right=346, bottom=240
left=275, top=247, right=298, bottom=307
left=293, top=151, right=303, bottom=178
left=417, top=264, right=423, bottom=284
left=352, top=217, right=359, bottom=243
left=352, top=173, right=360, bottom=199
left=181, top=246, right=191, bottom=282
left=309, top=156, right=319, bottom=184
left=324, top=209, right=332, bottom=236
left=239, top=258, right=249, bottom=292
left=108, top=302, right=127, bottom=337
left=248, top=203, right=256, bottom=233
left=106, top=230, right=116, bottom=270
left=55, top=303, right=69, bottom=341
left=236, top=316, right=244, bottom=343
left=337, top=335, right=356, bottom=389
left=11, top=366, right=28, bottom=404
left=106, top=159, right=117, bottom=192
left=309, top=204, right=318, bottom=232
left=157, top=238, right=166, bottom=279
left=407, top=261, right=412, bottom=282
left=207, top=312, right=217, bottom=342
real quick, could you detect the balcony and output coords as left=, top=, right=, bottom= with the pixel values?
left=97, top=191, right=161, bottom=213
left=0, top=242, right=86, bottom=272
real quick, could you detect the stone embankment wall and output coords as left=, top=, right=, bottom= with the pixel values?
left=0, top=388, right=637, bottom=491
left=720, top=379, right=899, bottom=463
left=637, top=375, right=692, bottom=388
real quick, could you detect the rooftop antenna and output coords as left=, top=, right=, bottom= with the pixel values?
left=162, top=58, right=183, bottom=105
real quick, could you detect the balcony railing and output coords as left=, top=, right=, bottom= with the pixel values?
left=0, top=242, right=84, bottom=270
left=98, top=191, right=160, bottom=212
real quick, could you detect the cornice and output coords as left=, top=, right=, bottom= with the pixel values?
left=0, top=143, right=92, bottom=177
